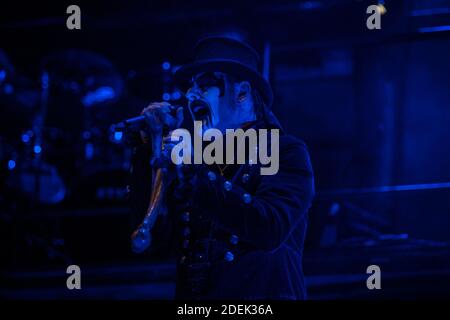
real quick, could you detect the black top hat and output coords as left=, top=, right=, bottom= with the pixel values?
left=174, top=36, right=273, bottom=107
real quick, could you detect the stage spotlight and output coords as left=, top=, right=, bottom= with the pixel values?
left=7, top=159, right=16, bottom=170
left=377, top=2, right=387, bottom=15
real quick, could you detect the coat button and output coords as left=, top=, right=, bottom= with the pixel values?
left=142, top=218, right=150, bottom=229
left=242, top=193, right=252, bottom=204
left=207, top=171, right=216, bottom=181
left=181, top=211, right=190, bottom=222
left=229, top=234, right=239, bottom=245
left=224, top=181, right=232, bottom=191
left=242, top=174, right=250, bottom=183
left=195, top=253, right=205, bottom=261
left=183, top=227, right=191, bottom=237
left=224, top=251, right=234, bottom=262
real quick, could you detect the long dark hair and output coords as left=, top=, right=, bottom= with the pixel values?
left=225, top=72, right=269, bottom=122
left=251, top=87, right=269, bottom=121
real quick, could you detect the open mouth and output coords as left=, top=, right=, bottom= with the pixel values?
left=190, top=100, right=212, bottom=127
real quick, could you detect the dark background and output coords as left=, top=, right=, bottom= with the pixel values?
left=1, top=0, right=450, bottom=299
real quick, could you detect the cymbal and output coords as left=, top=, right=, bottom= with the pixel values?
left=0, top=49, right=39, bottom=136
left=41, top=49, right=124, bottom=107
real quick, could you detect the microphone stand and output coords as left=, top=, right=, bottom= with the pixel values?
left=130, top=125, right=169, bottom=253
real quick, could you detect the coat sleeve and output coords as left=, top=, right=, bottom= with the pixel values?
left=193, top=137, right=315, bottom=251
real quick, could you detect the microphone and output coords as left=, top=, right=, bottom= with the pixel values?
left=113, top=105, right=182, bottom=132
left=113, top=115, right=146, bottom=131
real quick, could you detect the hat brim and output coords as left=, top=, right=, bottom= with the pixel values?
left=173, top=59, right=273, bottom=107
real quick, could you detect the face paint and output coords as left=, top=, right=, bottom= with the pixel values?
left=186, top=72, right=224, bottom=131
left=189, top=99, right=214, bottom=129
left=192, top=72, right=225, bottom=96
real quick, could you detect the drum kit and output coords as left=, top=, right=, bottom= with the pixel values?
left=0, top=48, right=134, bottom=209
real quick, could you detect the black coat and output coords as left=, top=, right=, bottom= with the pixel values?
left=129, top=120, right=315, bottom=300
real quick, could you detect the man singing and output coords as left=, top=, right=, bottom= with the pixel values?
left=129, top=36, right=315, bottom=299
